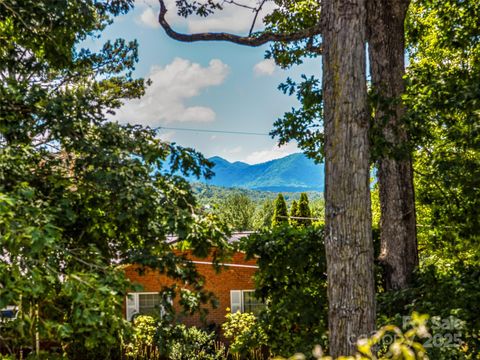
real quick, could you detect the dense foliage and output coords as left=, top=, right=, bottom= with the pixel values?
left=0, top=1, right=228, bottom=357
left=125, top=315, right=158, bottom=359
left=192, top=183, right=323, bottom=207
left=1, top=0, right=479, bottom=358
left=289, top=199, right=299, bottom=226
left=405, top=0, right=480, bottom=265
left=192, top=183, right=323, bottom=231
left=252, top=198, right=275, bottom=230
left=125, top=316, right=228, bottom=360
left=279, top=312, right=431, bottom=360
left=240, top=225, right=328, bottom=357
left=271, top=194, right=288, bottom=226
left=215, top=193, right=256, bottom=231
left=373, top=2, right=480, bottom=358
left=378, top=264, right=480, bottom=359
left=157, top=322, right=227, bottom=360
left=297, top=192, right=313, bottom=227
left=126, top=313, right=433, bottom=360
left=222, top=311, right=267, bottom=358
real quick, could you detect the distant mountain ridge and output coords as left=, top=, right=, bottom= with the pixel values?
left=201, top=153, right=325, bottom=192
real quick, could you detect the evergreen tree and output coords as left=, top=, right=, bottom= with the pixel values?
left=289, top=200, right=299, bottom=226
left=298, top=193, right=313, bottom=227
left=272, top=194, right=288, bottom=226
left=217, top=193, right=255, bottom=231
left=253, top=199, right=275, bottom=230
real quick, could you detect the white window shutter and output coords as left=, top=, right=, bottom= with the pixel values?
left=230, top=290, right=242, bottom=313
left=126, top=293, right=138, bottom=321
left=160, top=294, right=173, bottom=318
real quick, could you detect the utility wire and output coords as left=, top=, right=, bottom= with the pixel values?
left=154, top=126, right=270, bottom=136
left=278, top=215, right=323, bottom=221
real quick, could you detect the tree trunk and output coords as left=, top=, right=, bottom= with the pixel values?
left=322, top=0, right=376, bottom=356
left=367, top=0, right=418, bottom=290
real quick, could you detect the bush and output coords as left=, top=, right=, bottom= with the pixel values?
left=125, top=315, right=159, bottom=360
left=222, top=311, right=267, bottom=359
left=125, top=316, right=227, bottom=360
left=157, top=322, right=228, bottom=360
left=275, top=312, right=430, bottom=360
left=378, top=264, right=480, bottom=359
left=240, top=225, right=328, bottom=357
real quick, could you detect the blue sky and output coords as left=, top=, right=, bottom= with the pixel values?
left=90, top=0, right=320, bottom=164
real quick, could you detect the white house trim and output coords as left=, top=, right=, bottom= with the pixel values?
left=191, top=260, right=258, bottom=269
left=126, top=292, right=164, bottom=321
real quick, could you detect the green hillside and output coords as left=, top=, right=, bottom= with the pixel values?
left=203, top=153, right=325, bottom=192
left=191, top=182, right=323, bottom=206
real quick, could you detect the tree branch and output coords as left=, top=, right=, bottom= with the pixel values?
left=222, top=0, right=257, bottom=11
left=305, top=36, right=323, bottom=54
left=248, top=0, right=267, bottom=36
left=158, top=0, right=322, bottom=47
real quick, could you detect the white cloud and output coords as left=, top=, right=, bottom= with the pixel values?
left=138, top=7, right=160, bottom=28
left=227, top=146, right=243, bottom=155
left=136, top=0, right=158, bottom=5
left=187, top=1, right=277, bottom=33
left=156, top=130, right=176, bottom=142
left=135, top=0, right=277, bottom=34
left=245, top=142, right=298, bottom=164
left=115, top=58, right=229, bottom=126
left=253, top=58, right=276, bottom=76
left=217, top=146, right=244, bottom=161
left=135, top=0, right=182, bottom=29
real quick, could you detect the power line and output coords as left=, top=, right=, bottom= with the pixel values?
left=278, top=215, right=323, bottom=221
left=154, top=126, right=270, bottom=137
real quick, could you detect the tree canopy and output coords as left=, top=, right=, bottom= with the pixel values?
left=405, top=0, right=480, bottom=264
left=216, top=193, right=256, bottom=231
left=240, top=225, right=328, bottom=357
left=1, top=0, right=479, bottom=358
left=0, top=1, right=229, bottom=356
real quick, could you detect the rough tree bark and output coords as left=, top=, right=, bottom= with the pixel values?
left=157, top=1, right=378, bottom=353
left=322, top=0, right=376, bottom=356
left=367, top=0, right=418, bottom=290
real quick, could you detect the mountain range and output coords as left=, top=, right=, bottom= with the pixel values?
left=200, top=153, right=325, bottom=192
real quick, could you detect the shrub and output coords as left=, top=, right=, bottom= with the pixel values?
left=240, top=225, right=328, bottom=357
left=157, top=322, right=228, bottom=360
left=222, top=311, right=268, bottom=359
left=378, top=264, right=480, bottom=359
left=125, top=317, right=227, bottom=360
left=125, top=315, right=159, bottom=360
left=274, top=312, right=430, bottom=360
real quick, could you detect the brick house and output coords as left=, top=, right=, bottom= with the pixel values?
left=123, top=232, right=265, bottom=329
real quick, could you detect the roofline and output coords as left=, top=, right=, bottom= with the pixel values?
left=166, top=231, right=256, bottom=245
left=191, top=260, right=258, bottom=269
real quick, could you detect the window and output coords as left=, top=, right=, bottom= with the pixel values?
left=230, top=290, right=265, bottom=316
left=242, top=291, right=265, bottom=316
left=0, top=306, right=18, bottom=323
left=126, top=292, right=162, bottom=321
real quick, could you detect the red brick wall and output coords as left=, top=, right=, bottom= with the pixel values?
left=123, top=251, right=257, bottom=330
